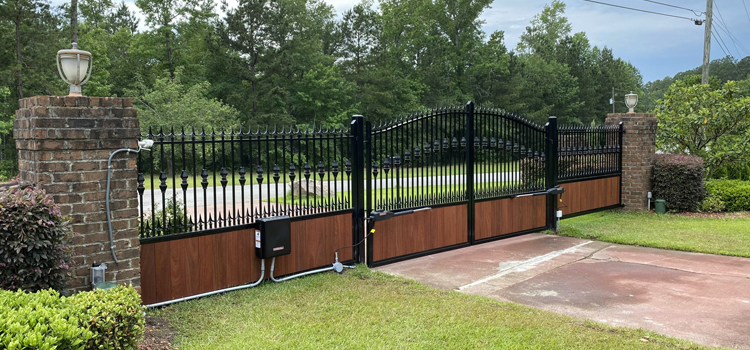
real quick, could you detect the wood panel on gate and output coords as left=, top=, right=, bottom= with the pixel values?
left=140, top=214, right=353, bottom=305
left=137, top=124, right=360, bottom=306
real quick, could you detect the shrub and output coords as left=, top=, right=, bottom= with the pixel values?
left=652, top=154, right=706, bottom=212
left=705, top=180, right=750, bottom=212
left=0, top=286, right=144, bottom=350
left=69, top=286, right=145, bottom=350
left=698, top=194, right=726, bottom=213
left=0, top=185, right=73, bottom=292
left=139, top=197, right=188, bottom=237
left=0, top=289, right=93, bottom=350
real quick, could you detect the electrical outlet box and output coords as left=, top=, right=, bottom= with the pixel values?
left=255, top=216, right=291, bottom=258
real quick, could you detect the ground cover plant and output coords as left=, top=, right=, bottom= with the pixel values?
left=0, top=285, right=144, bottom=350
left=153, top=267, right=705, bottom=350
left=555, top=211, right=750, bottom=258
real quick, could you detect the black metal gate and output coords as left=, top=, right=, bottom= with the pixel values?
left=359, top=102, right=622, bottom=266
left=136, top=102, right=623, bottom=272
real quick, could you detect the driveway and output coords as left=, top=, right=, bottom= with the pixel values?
left=376, top=233, right=750, bottom=349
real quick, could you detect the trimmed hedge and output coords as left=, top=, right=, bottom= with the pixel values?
left=706, top=180, right=750, bottom=212
left=70, top=286, right=145, bottom=350
left=652, top=154, right=706, bottom=212
left=0, top=286, right=144, bottom=350
left=0, top=184, right=73, bottom=292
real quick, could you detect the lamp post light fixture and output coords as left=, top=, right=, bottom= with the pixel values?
left=57, top=42, right=92, bottom=96
left=625, top=91, right=638, bottom=113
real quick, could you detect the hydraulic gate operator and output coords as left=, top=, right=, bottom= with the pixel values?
left=255, top=216, right=292, bottom=258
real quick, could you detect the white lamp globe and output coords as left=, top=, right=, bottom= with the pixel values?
left=57, top=43, right=92, bottom=96
left=625, top=92, right=638, bottom=113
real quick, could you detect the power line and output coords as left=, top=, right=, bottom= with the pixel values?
left=581, top=0, right=700, bottom=22
left=742, top=0, right=750, bottom=28
left=711, top=29, right=744, bottom=76
left=713, top=18, right=748, bottom=57
left=713, top=1, right=749, bottom=57
left=637, top=0, right=704, bottom=17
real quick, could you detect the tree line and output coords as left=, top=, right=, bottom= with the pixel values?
left=0, top=0, right=644, bottom=133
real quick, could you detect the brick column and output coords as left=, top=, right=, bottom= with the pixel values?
left=605, top=113, right=657, bottom=211
left=14, top=96, right=140, bottom=293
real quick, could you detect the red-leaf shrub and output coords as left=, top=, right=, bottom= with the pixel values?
left=0, top=184, right=74, bottom=292
left=652, top=154, right=706, bottom=212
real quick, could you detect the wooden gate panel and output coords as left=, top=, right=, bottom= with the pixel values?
left=140, top=213, right=353, bottom=305
left=559, top=176, right=620, bottom=216
left=371, top=204, right=467, bottom=263
left=475, top=196, right=547, bottom=241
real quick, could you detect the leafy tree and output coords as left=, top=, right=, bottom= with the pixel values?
left=0, top=87, right=17, bottom=180
left=128, top=70, right=240, bottom=134
left=0, top=0, right=62, bottom=100
left=656, top=80, right=750, bottom=178
left=136, top=0, right=207, bottom=79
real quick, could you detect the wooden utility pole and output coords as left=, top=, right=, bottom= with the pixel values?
left=71, top=0, right=78, bottom=43
left=702, top=0, right=713, bottom=85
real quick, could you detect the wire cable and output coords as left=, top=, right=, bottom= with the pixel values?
left=637, top=0, right=704, bottom=17
left=581, top=0, right=699, bottom=22
left=713, top=1, right=749, bottom=57
left=742, top=0, right=750, bottom=28
left=711, top=30, right=744, bottom=76
left=713, top=20, right=748, bottom=57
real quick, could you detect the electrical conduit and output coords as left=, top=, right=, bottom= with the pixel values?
left=144, top=259, right=266, bottom=308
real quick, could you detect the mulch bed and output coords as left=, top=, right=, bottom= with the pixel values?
left=138, top=316, right=177, bottom=350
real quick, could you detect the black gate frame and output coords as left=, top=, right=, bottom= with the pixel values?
left=349, top=102, right=623, bottom=267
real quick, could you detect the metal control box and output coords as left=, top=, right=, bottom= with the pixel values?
left=255, top=216, right=291, bottom=258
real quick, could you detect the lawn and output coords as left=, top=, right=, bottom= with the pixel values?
left=152, top=267, right=705, bottom=349
left=556, top=211, right=750, bottom=258
left=141, top=162, right=520, bottom=189
left=263, top=181, right=525, bottom=205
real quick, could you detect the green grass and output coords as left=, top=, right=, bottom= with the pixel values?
left=555, top=211, right=750, bottom=258
left=152, top=267, right=705, bottom=349
left=141, top=162, right=520, bottom=189
left=264, top=181, right=520, bottom=205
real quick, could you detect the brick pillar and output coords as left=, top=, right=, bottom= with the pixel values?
left=605, top=113, right=657, bottom=211
left=14, top=96, right=140, bottom=293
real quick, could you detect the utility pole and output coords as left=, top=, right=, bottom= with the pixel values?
left=612, top=87, right=615, bottom=114
left=71, top=0, right=78, bottom=44
left=702, top=0, right=713, bottom=85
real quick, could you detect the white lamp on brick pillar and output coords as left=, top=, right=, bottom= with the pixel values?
left=56, top=42, right=92, bottom=96
left=625, top=91, right=638, bottom=113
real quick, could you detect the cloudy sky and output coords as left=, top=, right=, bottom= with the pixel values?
left=56, top=0, right=750, bottom=83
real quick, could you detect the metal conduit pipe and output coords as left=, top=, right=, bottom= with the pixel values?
left=269, top=257, right=341, bottom=283
left=106, top=140, right=153, bottom=263
left=144, top=259, right=265, bottom=309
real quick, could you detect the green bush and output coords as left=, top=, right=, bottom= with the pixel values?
left=705, top=180, right=750, bottom=212
left=139, top=197, right=188, bottom=237
left=698, top=194, right=726, bottom=213
left=0, top=286, right=144, bottom=350
left=0, top=185, right=73, bottom=292
left=0, top=289, right=92, bottom=350
left=69, top=286, right=145, bottom=350
left=652, top=154, right=706, bottom=212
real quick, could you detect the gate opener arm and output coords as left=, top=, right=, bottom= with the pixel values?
left=368, top=207, right=432, bottom=223
left=509, top=186, right=565, bottom=199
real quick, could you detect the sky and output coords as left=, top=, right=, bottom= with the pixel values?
left=53, top=0, right=750, bottom=83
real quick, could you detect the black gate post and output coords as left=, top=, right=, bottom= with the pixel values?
left=466, top=101, right=475, bottom=244
left=351, top=115, right=366, bottom=263
left=364, top=121, right=373, bottom=266
left=545, top=116, right=559, bottom=231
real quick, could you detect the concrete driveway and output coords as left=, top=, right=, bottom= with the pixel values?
left=376, top=233, right=750, bottom=349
